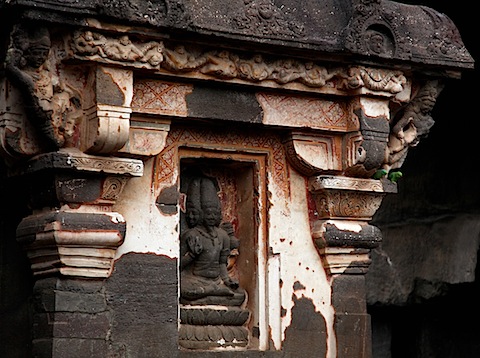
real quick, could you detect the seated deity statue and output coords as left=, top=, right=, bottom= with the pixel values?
left=180, top=176, right=246, bottom=306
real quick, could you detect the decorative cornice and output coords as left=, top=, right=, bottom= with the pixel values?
left=2, top=0, right=472, bottom=70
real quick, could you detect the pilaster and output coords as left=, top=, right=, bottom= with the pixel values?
left=310, top=175, right=396, bottom=358
left=12, top=149, right=143, bottom=355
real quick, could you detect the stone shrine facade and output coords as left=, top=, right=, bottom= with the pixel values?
left=0, top=0, right=473, bottom=357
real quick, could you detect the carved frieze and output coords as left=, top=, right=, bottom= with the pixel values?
left=72, top=30, right=165, bottom=68
left=69, top=30, right=409, bottom=97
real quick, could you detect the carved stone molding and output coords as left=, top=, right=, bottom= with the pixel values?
left=68, top=30, right=409, bottom=97
left=82, top=66, right=133, bottom=154
left=284, top=132, right=342, bottom=176
left=15, top=149, right=143, bottom=177
left=179, top=306, right=251, bottom=349
left=119, top=117, right=171, bottom=157
left=309, top=175, right=396, bottom=275
left=16, top=211, right=125, bottom=278
left=13, top=150, right=143, bottom=278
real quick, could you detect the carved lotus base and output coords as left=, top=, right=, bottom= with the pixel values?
left=180, top=306, right=250, bottom=326
left=179, top=324, right=249, bottom=350
left=179, top=305, right=250, bottom=350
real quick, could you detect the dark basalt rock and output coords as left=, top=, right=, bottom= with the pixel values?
left=0, top=0, right=473, bottom=72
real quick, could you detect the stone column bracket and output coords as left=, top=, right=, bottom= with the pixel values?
left=82, top=66, right=134, bottom=155
left=84, top=104, right=132, bottom=154
left=284, top=131, right=343, bottom=176
left=309, top=175, right=396, bottom=275
left=13, top=150, right=143, bottom=279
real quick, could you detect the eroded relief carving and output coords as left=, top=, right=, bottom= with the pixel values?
left=70, top=30, right=408, bottom=96
left=384, top=80, right=444, bottom=171
left=4, top=24, right=83, bottom=151
left=72, top=30, right=164, bottom=67
left=234, top=0, right=305, bottom=38
left=345, top=0, right=407, bottom=59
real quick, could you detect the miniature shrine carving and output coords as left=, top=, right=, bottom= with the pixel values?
left=178, top=172, right=250, bottom=349
left=180, top=174, right=246, bottom=306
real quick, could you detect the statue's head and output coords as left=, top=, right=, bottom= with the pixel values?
left=199, top=176, right=222, bottom=228
left=186, top=206, right=202, bottom=228
left=23, top=27, right=51, bottom=68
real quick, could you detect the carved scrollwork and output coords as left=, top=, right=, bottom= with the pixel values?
left=101, top=177, right=128, bottom=201
left=70, top=30, right=408, bottom=96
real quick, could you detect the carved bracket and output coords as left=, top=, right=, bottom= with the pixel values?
left=82, top=66, right=133, bottom=154
left=13, top=149, right=143, bottom=278
left=309, top=175, right=396, bottom=275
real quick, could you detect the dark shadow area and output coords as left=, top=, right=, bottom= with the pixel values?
left=370, top=1, right=479, bottom=357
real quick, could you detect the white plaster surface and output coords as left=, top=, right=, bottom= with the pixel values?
left=359, top=97, right=390, bottom=118
left=114, top=158, right=179, bottom=259
left=114, top=156, right=337, bottom=356
left=268, top=168, right=336, bottom=357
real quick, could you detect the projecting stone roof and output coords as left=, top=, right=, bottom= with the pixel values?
left=0, top=0, right=474, bottom=73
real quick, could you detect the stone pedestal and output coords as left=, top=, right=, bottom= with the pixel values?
left=179, top=306, right=250, bottom=349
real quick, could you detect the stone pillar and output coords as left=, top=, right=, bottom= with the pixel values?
left=13, top=149, right=143, bottom=357
left=309, top=175, right=396, bottom=358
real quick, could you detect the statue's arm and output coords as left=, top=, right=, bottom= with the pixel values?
left=180, top=231, right=202, bottom=270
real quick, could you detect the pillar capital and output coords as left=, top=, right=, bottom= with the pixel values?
left=309, top=175, right=396, bottom=275
left=13, top=149, right=143, bottom=278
